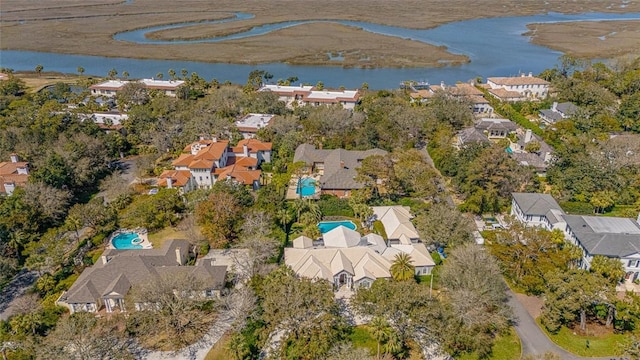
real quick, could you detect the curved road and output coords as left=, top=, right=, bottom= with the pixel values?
left=507, top=290, right=614, bottom=360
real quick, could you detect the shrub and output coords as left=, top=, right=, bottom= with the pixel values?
left=317, top=195, right=354, bottom=217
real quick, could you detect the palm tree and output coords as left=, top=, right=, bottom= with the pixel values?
left=292, top=198, right=308, bottom=221
left=370, top=317, right=391, bottom=359
left=76, top=66, right=85, bottom=76
left=168, top=69, right=176, bottom=80
left=34, top=64, right=43, bottom=77
left=121, top=71, right=129, bottom=79
left=276, top=208, right=292, bottom=233
left=390, top=253, right=414, bottom=281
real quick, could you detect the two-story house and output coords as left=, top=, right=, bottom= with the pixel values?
left=487, top=73, right=549, bottom=100
left=159, top=138, right=272, bottom=192
left=258, top=85, right=360, bottom=109
left=539, top=102, right=579, bottom=124
left=510, top=192, right=566, bottom=231
left=90, top=79, right=185, bottom=98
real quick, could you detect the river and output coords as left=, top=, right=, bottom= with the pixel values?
left=1, top=11, right=639, bottom=89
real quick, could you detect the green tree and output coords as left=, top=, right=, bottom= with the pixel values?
left=76, top=66, right=85, bottom=75
left=107, top=68, right=118, bottom=79
left=542, top=270, right=614, bottom=332
left=34, top=64, right=43, bottom=76
left=590, top=255, right=625, bottom=285
left=415, top=203, right=474, bottom=249
left=370, top=316, right=392, bottom=359
left=390, top=253, right=414, bottom=281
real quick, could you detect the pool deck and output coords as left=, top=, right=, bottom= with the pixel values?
left=107, top=229, right=153, bottom=250
left=286, top=175, right=321, bottom=200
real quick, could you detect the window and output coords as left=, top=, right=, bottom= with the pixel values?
left=199, top=176, right=203, bottom=181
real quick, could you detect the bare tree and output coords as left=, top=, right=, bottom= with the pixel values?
left=22, top=182, right=72, bottom=223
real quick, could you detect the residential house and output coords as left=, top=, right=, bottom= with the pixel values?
left=539, top=102, right=578, bottom=124
left=259, top=84, right=360, bottom=109
left=235, top=113, right=276, bottom=139
left=285, top=223, right=435, bottom=290
left=564, top=215, right=640, bottom=282
left=160, top=137, right=271, bottom=192
left=510, top=192, right=566, bottom=231
left=509, top=129, right=554, bottom=174
left=78, top=111, right=127, bottom=132
left=473, top=118, right=518, bottom=139
left=371, top=206, right=420, bottom=244
left=510, top=193, right=640, bottom=283
left=56, top=239, right=227, bottom=314
left=293, top=144, right=387, bottom=198
left=90, top=79, right=185, bottom=97
left=486, top=73, right=549, bottom=100
left=0, top=154, right=29, bottom=196
left=408, top=82, right=493, bottom=114
left=485, top=88, right=527, bottom=102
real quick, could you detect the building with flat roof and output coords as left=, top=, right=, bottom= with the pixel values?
left=90, top=79, right=185, bottom=97
left=235, top=113, right=276, bottom=139
left=259, top=85, right=360, bottom=109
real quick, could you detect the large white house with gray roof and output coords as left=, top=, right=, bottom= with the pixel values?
left=564, top=215, right=640, bottom=281
left=511, top=193, right=640, bottom=282
left=511, top=192, right=566, bottom=231
left=57, top=239, right=226, bottom=314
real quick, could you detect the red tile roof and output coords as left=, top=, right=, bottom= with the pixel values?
left=158, top=170, right=192, bottom=187
left=232, top=139, right=272, bottom=153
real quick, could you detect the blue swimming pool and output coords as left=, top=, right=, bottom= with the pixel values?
left=111, top=232, right=143, bottom=249
left=318, top=220, right=357, bottom=234
left=296, top=177, right=316, bottom=197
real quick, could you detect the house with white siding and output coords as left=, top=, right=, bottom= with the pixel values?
left=487, top=73, right=549, bottom=100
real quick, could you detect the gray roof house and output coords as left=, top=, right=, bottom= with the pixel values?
left=510, top=129, right=554, bottom=174
left=539, top=102, right=578, bottom=124
left=564, top=215, right=640, bottom=281
left=510, top=192, right=565, bottom=231
left=293, top=144, right=387, bottom=197
left=57, top=239, right=226, bottom=314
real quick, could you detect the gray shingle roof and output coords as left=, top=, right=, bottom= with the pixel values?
left=293, top=144, right=387, bottom=190
left=539, top=109, right=563, bottom=122
left=458, top=127, right=490, bottom=145
left=60, top=239, right=226, bottom=305
left=565, top=215, right=640, bottom=257
left=556, top=102, right=578, bottom=116
left=512, top=193, right=564, bottom=217
left=475, top=118, right=518, bottom=132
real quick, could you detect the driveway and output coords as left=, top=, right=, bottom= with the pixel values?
left=507, top=290, right=612, bottom=359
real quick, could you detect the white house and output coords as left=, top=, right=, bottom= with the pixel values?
left=258, top=84, right=360, bottom=109
left=160, top=137, right=272, bottom=192
left=285, top=221, right=435, bottom=290
left=90, top=79, right=185, bottom=97
left=563, top=215, right=640, bottom=282
left=235, top=113, right=276, bottom=138
left=510, top=193, right=566, bottom=231
left=487, top=73, right=549, bottom=100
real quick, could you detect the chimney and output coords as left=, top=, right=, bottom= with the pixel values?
left=101, top=255, right=110, bottom=265
left=9, top=154, right=19, bottom=163
left=212, top=136, right=217, bottom=143
left=552, top=101, right=558, bottom=112
left=528, top=72, right=533, bottom=77
left=3, top=182, right=15, bottom=196
left=440, top=81, right=445, bottom=90
left=166, top=177, right=173, bottom=189
left=243, top=143, right=249, bottom=157
left=524, top=129, right=533, bottom=144
left=340, top=160, right=345, bottom=168
left=176, top=247, right=184, bottom=265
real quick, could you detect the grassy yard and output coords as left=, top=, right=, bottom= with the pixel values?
left=204, top=332, right=231, bottom=360
left=148, top=227, right=190, bottom=248
left=349, top=325, right=377, bottom=356
left=536, top=318, right=627, bottom=357
left=456, top=328, right=521, bottom=360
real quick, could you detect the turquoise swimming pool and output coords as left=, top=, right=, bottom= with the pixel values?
left=296, top=177, right=316, bottom=197
left=318, top=220, right=357, bottom=234
left=111, top=232, right=143, bottom=250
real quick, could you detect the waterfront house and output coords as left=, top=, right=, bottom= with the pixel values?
left=259, top=85, right=360, bottom=109
left=90, top=79, right=185, bottom=98
left=486, top=73, right=549, bottom=100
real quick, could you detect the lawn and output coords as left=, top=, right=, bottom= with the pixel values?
left=536, top=318, right=627, bottom=357
left=349, top=325, right=377, bottom=356
left=204, top=332, right=231, bottom=360
left=456, top=328, right=521, bottom=360
left=148, top=227, right=190, bottom=248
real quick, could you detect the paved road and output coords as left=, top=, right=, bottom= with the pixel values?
left=0, top=270, right=38, bottom=321
left=507, top=290, right=613, bottom=360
